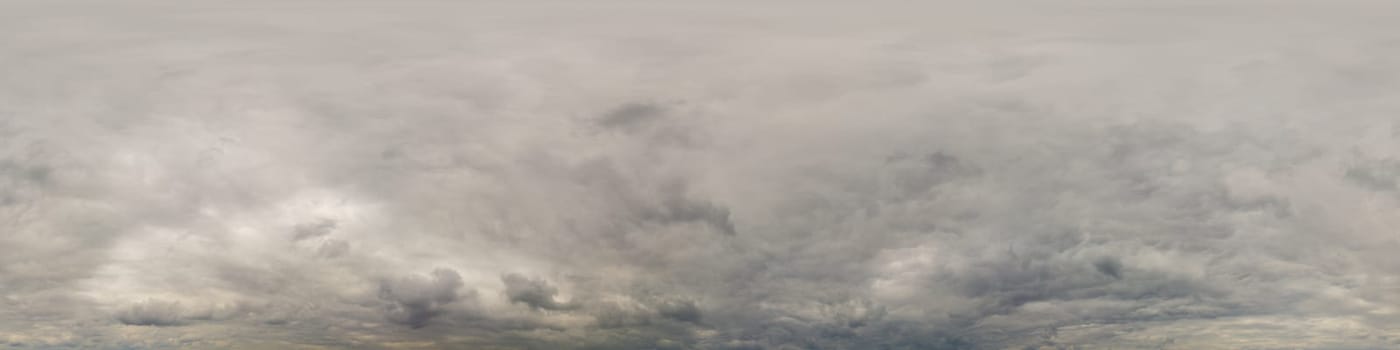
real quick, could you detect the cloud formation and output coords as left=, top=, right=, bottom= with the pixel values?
left=501, top=273, right=575, bottom=312
left=379, top=268, right=468, bottom=328
left=3, top=0, right=1400, bottom=349
left=115, top=300, right=184, bottom=327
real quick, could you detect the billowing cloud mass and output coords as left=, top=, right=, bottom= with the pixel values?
left=380, top=268, right=467, bottom=328
left=3, top=0, right=1400, bottom=349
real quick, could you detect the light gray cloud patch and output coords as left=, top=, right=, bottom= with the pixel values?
left=883, top=151, right=983, bottom=197
left=1345, top=157, right=1400, bottom=193
left=115, top=299, right=184, bottom=327
left=291, top=218, right=337, bottom=242
left=1093, top=256, right=1123, bottom=280
left=6, top=1, right=1400, bottom=349
left=655, top=299, right=702, bottom=324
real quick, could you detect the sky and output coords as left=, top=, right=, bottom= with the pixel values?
left=3, top=1, right=1400, bottom=349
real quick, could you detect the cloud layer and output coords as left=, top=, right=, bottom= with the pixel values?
left=3, top=0, right=1400, bottom=349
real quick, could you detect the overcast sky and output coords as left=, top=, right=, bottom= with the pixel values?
left=3, top=1, right=1400, bottom=349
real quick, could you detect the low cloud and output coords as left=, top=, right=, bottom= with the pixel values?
left=291, top=218, right=337, bottom=242
left=115, top=299, right=184, bottom=327
left=379, top=268, right=468, bottom=328
left=501, top=274, right=576, bottom=311
left=598, top=102, right=667, bottom=130
left=6, top=0, right=1400, bottom=349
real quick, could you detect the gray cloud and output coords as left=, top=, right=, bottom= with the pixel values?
left=4, top=0, right=1400, bottom=349
left=315, top=239, right=349, bottom=258
left=290, top=218, right=337, bottom=242
left=115, top=300, right=183, bottom=327
left=598, top=102, right=668, bottom=130
left=501, top=273, right=576, bottom=312
left=1093, top=256, right=1123, bottom=280
left=655, top=299, right=702, bottom=324
left=379, top=268, right=468, bottom=328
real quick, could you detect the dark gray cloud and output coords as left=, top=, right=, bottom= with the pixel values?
left=291, top=218, right=337, bottom=241
left=115, top=300, right=183, bottom=327
left=1093, top=256, right=1123, bottom=280
left=315, top=239, right=350, bottom=258
left=598, top=102, right=668, bottom=130
left=655, top=299, right=702, bottom=324
left=379, top=268, right=468, bottom=328
left=3, top=0, right=1400, bottom=349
